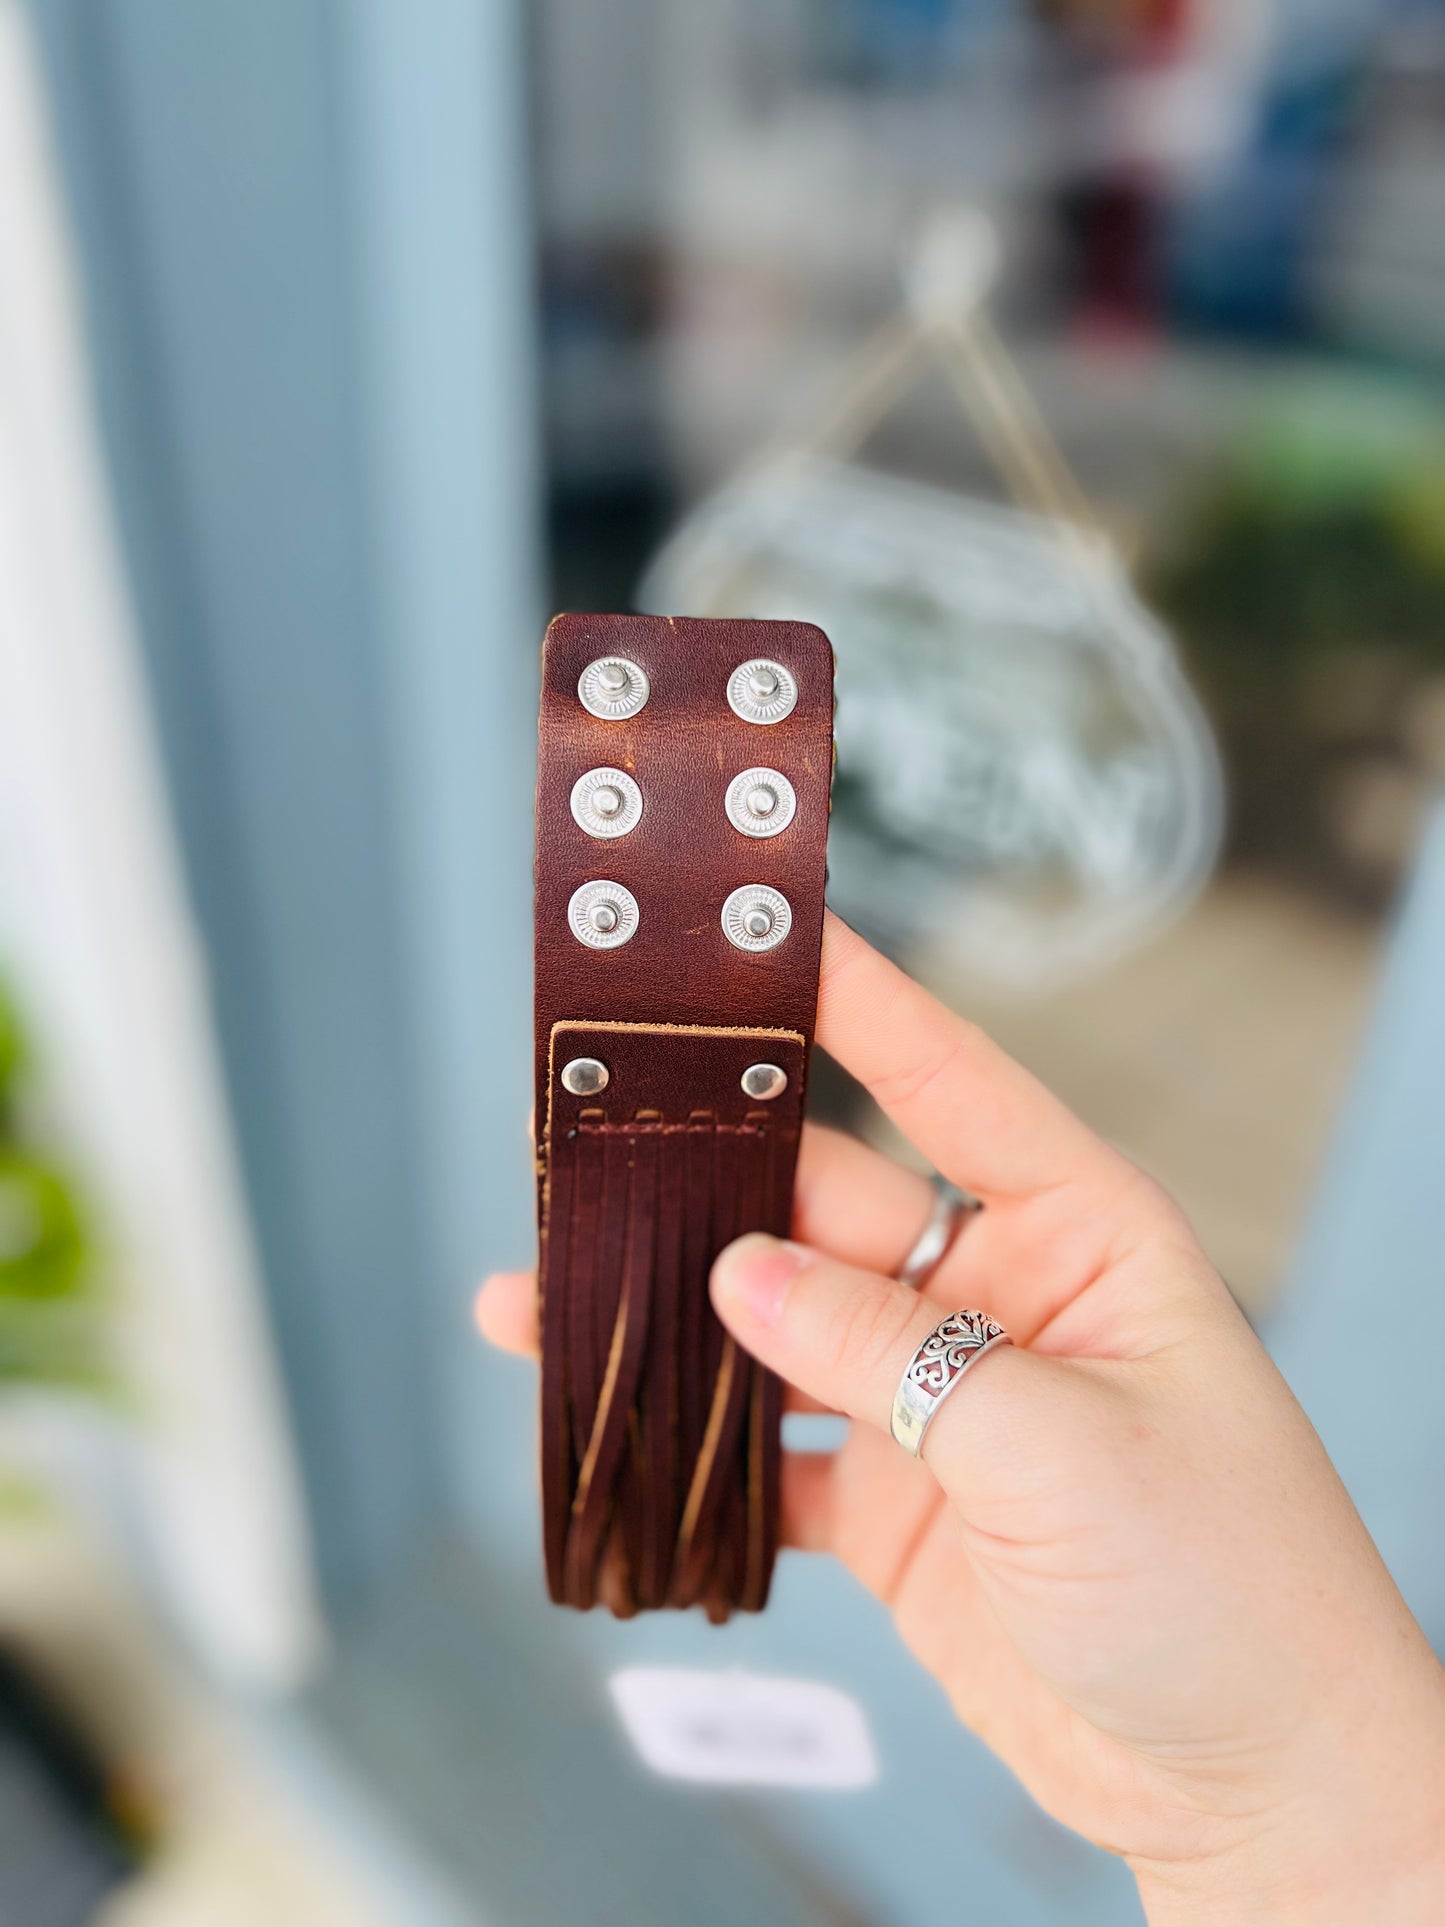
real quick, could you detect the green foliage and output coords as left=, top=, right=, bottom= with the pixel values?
left=0, top=991, right=24, bottom=1102
left=0, top=979, right=113, bottom=1399
left=1148, top=408, right=1445, bottom=668
left=0, top=1153, right=88, bottom=1300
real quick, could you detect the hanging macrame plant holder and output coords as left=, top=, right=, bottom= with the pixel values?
left=638, top=211, right=1223, bottom=990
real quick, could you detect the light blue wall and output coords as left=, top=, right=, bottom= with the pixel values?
left=1271, top=801, right=1445, bottom=1642
left=26, top=0, right=542, bottom=1604
left=339, top=0, right=545, bottom=1558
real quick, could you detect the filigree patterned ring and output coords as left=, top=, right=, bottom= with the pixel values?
left=890, top=1309, right=1011, bottom=1458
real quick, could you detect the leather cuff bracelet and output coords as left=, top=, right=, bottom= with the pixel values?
left=534, top=614, right=834, bottom=1620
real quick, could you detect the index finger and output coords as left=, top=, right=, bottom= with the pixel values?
left=817, top=912, right=1132, bottom=1204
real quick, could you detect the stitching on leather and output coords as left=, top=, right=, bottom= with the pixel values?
left=572, top=1120, right=798, bottom=1137
left=541, top=1022, right=805, bottom=1156
left=552, top=1019, right=807, bottom=1045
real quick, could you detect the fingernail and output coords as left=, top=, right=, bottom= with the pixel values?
left=712, top=1234, right=814, bottom=1328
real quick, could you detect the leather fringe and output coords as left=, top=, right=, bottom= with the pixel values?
left=542, top=1108, right=792, bottom=1619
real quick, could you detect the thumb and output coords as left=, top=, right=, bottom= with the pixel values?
left=710, top=1232, right=1056, bottom=1493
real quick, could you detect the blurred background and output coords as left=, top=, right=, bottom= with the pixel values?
left=1, top=0, right=1443, bottom=1920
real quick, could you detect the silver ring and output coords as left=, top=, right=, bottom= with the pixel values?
left=890, top=1310, right=1011, bottom=1458
left=896, top=1176, right=981, bottom=1290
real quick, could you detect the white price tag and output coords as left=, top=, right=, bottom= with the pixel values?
left=608, top=1667, right=878, bottom=1789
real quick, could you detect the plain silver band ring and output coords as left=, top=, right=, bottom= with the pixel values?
left=891, top=1309, right=1012, bottom=1458
left=895, top=1176, right=981, bottom=1291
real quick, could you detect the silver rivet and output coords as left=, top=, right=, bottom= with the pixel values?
left=727, top=658, right=797, bottom=726
left=741, top=1063, right=787, bottom=1101
left=721, top=884, right=792, bottom=952
left=570, top=766, right=643, bottom=839
left=725, top=766, right=797, bottom=838
left=561, top=1057, right=610, bottom=1096
left=579, top=656, right=650, bottom=720
left=568, top=879, right=640, bottom=949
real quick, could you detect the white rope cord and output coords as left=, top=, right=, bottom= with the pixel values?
left=704, top=209, right=1108, bottom=603
left=894, top=205, right=1102, bottom=544
left=954, top=313, right=1097, bottom=530
left=741, top=312, right=928, bottom=481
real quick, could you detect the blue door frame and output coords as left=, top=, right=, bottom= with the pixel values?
left=26, top=0, right=542, bottom=1608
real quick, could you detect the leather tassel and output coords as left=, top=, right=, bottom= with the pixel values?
left=538, top=1029, right=804, bottom=1616
left=565, top=1119, right=657, bottom=1610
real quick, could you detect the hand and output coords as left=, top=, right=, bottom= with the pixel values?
left=478, top=913, right=1445, bottom=1923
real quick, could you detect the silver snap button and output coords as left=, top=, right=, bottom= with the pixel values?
left=578, top=656, right=649, bottom=720
left=727, top=658, right=797, bottom=726
left=570, top=766, right=643, bottom=839
left=741, top=1063, right=787, bottom=1101
left=725, top=766, right=796, bottom=839
left=721, top=884, right=792, bottom=953
left=561, top=1057, right=610, bottom=1096
left=568, top=879, right=640, bottom=950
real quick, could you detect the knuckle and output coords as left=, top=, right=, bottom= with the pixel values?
left=827, top=1276, right=918, bottom=1384
left=867, top=1026, right=976, bottom=1114
left=1107, top=1163, right=1193, bottom=1253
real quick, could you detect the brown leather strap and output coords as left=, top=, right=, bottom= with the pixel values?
left=534, top=614, right=834, bottom=1619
